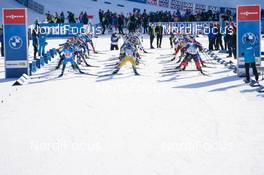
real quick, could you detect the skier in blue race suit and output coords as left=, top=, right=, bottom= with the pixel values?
left=59, top=43, right=84, bottom=77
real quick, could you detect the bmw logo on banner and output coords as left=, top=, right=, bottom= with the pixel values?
left=2, top=8, right=28, bottom=78
left=242, top=32, right=257, bottom=45
left=9, top=36, right=23, bottom=50
left=237, top=5, right=261, bottom=77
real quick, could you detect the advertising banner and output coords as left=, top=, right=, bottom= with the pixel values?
left=3, top=8, right=28, bottom=78
left=237, top=5, right=261, bottom=76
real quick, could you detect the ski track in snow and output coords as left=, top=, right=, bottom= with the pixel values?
left=0, top=35, right=264, bottom=175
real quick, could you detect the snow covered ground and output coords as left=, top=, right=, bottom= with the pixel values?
left=0, top=35, right=264, bottom=175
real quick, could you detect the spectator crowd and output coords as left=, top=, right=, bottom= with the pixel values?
left=98, top=9, right=232, bottom=34
left=44, top=11, right=91, bottom=24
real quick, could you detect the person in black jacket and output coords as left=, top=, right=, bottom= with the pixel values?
left=82, top=12, right=89, bottom=25
left=117, top=15, right=124, bottom=34
left=155, top=22, right=163, bottom=48
left=128, top=15, right=137, bottom=33
left=67, top=11, right=76, bottom=23
left=32, top=28, right=38, bottom=59
left=148, top=24, right=155, bottom=49
left=101, top=16, right=107, bottom=35
left=60, top=12, right=65, bottom=23
left=142, top=10, right=148, bottom=34
left=215, top=23, right=224, bottom=50
left=169, top=32, right=175, bottom=49
left=227, top=23, right=237, bottom=59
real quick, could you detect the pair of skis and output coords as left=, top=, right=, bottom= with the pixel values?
left=248, top=80, right=264, bottom=93
left=160, top=68, right=209, bottom=76
left=256, top=85, right=264, bottom=93
left=245, top=79, right=264, bottom=93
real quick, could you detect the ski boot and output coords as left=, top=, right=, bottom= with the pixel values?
left=133, top=66, right=140, bottom=76
left=112, top=68, right=120, bottom=75
left=249, top=80, right=260, bottom=87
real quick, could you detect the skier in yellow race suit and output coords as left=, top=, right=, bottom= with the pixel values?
left=112, top=33, right=146, bottom=75
left=112, top=41, right=139, bottom=75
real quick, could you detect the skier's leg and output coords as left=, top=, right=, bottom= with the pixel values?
left=176, top=51, right=184, bottom=63
left=81, top=54, right=91, bottom=66
left=132, top=65, right=140, bottom=75
left=86, top=44, right=90, bottom=55
left=175, top=46, right=181, bottom=55
left=90, top=42, right=97, bottom=53
left=177, top=54, right=188, bottom=69
left=73, top=61, right=84, bottom=74
left=195, top=59, right=202, bottom=72
left=113, top=57, right=128, bottom=74
left=56, top=55, right=64, bottom=69
left=59, top=63, right=66, bottom=77
left=170, top=38, right=173, bottom=48
left=128, top=57, right=139, bottom=75
left=181, top=60, right=188, bottom=70
left=118, top=58, right=128, bottom=68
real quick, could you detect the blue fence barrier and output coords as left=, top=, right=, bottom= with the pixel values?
left=29, top=48, right=57, bottom=75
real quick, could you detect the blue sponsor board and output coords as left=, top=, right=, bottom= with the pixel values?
left=39, top=23, right=86, bottom=38
left=237, top=5, right=261, bottom=76
left=237, top=21, right=260, bottom=58
left=5, top=25, right=28, bottom=60
left=3, top=8, right=28, bottom=78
